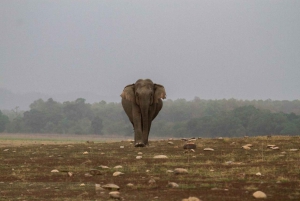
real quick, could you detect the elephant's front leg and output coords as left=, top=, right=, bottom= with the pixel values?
left=132, top=104, right=144, bottom=147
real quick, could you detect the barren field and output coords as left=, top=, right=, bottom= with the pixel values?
left=0, top=134, right=299, bottom=201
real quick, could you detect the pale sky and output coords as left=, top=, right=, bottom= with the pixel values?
left=1, top=0, right=299, bottom=102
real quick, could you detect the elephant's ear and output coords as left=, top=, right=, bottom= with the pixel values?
left=120, top=84, right=135, bottom=102
left=154, top=84, right=166, bottom=103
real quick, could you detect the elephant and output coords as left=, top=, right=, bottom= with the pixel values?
left=121, top=79, right=166, bottom=147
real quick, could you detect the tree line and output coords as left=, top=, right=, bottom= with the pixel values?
left=0, top=97, right=300, bottom=137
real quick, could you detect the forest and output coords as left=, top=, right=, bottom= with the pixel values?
left=0, top=97, right=300, bottom=138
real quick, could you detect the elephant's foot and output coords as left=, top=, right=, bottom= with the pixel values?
left=134, top=142, right=145, bottom=147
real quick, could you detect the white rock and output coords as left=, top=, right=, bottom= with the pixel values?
left=168, top=141, right=174, bottom=145
left=120, top=146, right=124, bottom=148
left=114, top=165, right=123, bottom=169
left=174, top=168, right=188, bottom=174
left=80, top=183, right=85, bottom=186
left=167, top=181, right=179, bottom=188
left=51, top=169, right=59, bottom=173
left=3, top=149, right=9, bottom=152
left=153, top=155, right=168, bottom=159
left=203, top=148, right=214, bottom=151
left=289, top=149, right=298, bottom=152
left=99, top=165, right=109, bottom=169
left=182, top=196, right=201, bottom=201
left=126, top=183, right=134, bottom=187
left=138, top=152, right=143, bottom=155
left=166, top=170, right=174, bottom=173
left=109, top=191, right=120, bottom=199
left=102, top=184, right=120, bottom=190
left=256, top=172, right=262, bottom=176
left=83, top=151, right=89, bottom=154
left=95, top=184, right=104, bottom=191
left=146, top=170, right=150, bottom=172
left=67, top=172, right=73, bottom=177
left=136, top=156, right=142, bottom=159
left=253, top=191, right=267, bottom=198
left=113, top=171, right=124, bottom=176
left=242, top=146, right=251, bottom=150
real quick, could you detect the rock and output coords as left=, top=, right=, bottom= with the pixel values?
left=113, top=171, right=124, bottom=176
left=256, top=172, right=262, bottom=176
left=267, top=145, right=276, bottom=148
left=146, top=170, right=150, bottom=173
left=84, top=173, right=93, bottom=177
left=109, top=191, right=120, bottom=199
left=289, top=149, right=298, bottom=152
left=271, top=146, right=279, bottom=150
left=153, top=155, right=168, bottom=159
left=136, top=156, right=142, bottom=159
left=242, top=146, right=251, bottom=150
left=148, top=177, right=156, bottom=185
left=166, top=181, right=179, bottom=188
left=3, top=149, right=9, bottom=152
left=99, top=165, right=109, bottom=169
left=51, top=169, right=59, bottom=173
left=120, top=146, right=124, bottom=148
left=67, top=172, right=73, bottom=177
left=126, top=183, right=134, bottom=187
left=168, top=141, right=174, bottom=145
left=183, top=143, right=196, bottom=149
left=138, top=152, right=143, bottom=155
left=95, top=184, right=105, bottom=191
left=83, top=151, right=89, bottom=154
left=174, top=168, right=188, bottom=174
left=102, top=183, right=120, bottom=190
left=182, top=197, right=202, bottom=201
left=114, top=165, right=123, bottom=169
left=253, top=191, right=267, bottom=198
left=166, top=170, right=174, bottom=173
left=203, top=148, right=214, bottom=151
left=89, top=169, right=101, bottom=175
left=80, top=183, right=85, bottom=186
left=244, top=144, right=253, bottom=147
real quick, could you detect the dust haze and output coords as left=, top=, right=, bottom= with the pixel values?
left=1, top=1, right=299, bottom=109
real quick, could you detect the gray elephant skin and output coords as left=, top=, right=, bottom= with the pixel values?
left=121, top=79, right=166, bottom=147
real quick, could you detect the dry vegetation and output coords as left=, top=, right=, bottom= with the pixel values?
left=0, top=134, right=299, bottom=200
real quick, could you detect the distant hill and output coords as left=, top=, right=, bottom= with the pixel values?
left=0, top=88, right=120, bottom=110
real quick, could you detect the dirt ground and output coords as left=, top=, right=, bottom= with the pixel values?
left=0, top=134, right=299, bottom=200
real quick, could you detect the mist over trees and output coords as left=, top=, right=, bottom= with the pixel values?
left=1, top=97, right=300, bottom=137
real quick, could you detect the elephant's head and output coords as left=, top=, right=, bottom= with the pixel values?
left=121, top=79, right=166, bottom=146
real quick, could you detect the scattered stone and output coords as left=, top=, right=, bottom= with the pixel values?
left=166, top=170, right=174, bottom=173
left=113, top=171, right=124, bottom=176
left=289, top=149, right=298, bottom=152
left=242, top=146, right=251, bottom=150
left=67, top=172, right=73, bottom=177
left=267, top=145, right=276, bottom=148
left=80, top=183, right=85, bottom=186
left=256, top=172, right=262, bottom=176
left=95, top=184, right=105, bottom=191
left=102, top=184, right=120, bottom=190
left=138, top=152, right=143, bottom=155
left=127, top=183, right=134, bottom=187
left=182, top=196, right=202, bottom=201
left=146, top=170, right=150, bottom=173
left=181, top=138, right=188, bottom=141
left=168, top=138, right=173, bottom=141
left=244, top=144, right=253, bottom=147
left=84, top=173, right=93, bottom=177
left=89, top=169, right=101, bottom=175
left=148, top=177, right=156, bottom=185
left=114, top=165, right=123, bottom=169
left=203, top=148, right=214, bottom=151
left=271, top=146, right=279, bottom=150
left=174, top=168, right=188, bottom=174
left=99, top=165, right=109, bottom=169
left=167, top=181, right=179, bottom=188
left=253, top=191, right=267, bottom=199
left=183, top=143, right=196, bottom=149
left=51, top=169, right=59, bottom=173
left=83, top=151, right=89, bottom=155
left=168, top=141, right=174, bottom=145
left=136, top=156, right=142, bottom=159
left=230, top=142, right=236, bottom=145
left=120, top=146, right=124, bottom=148
left=153, top=155, right=168, bottom=159
left=109, top=191, right=120, bottom=199
left=3, top=149, right=9, bottom=152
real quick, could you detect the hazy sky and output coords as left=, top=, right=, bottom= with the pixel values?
left=1, top=0, right=299, bottom=101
